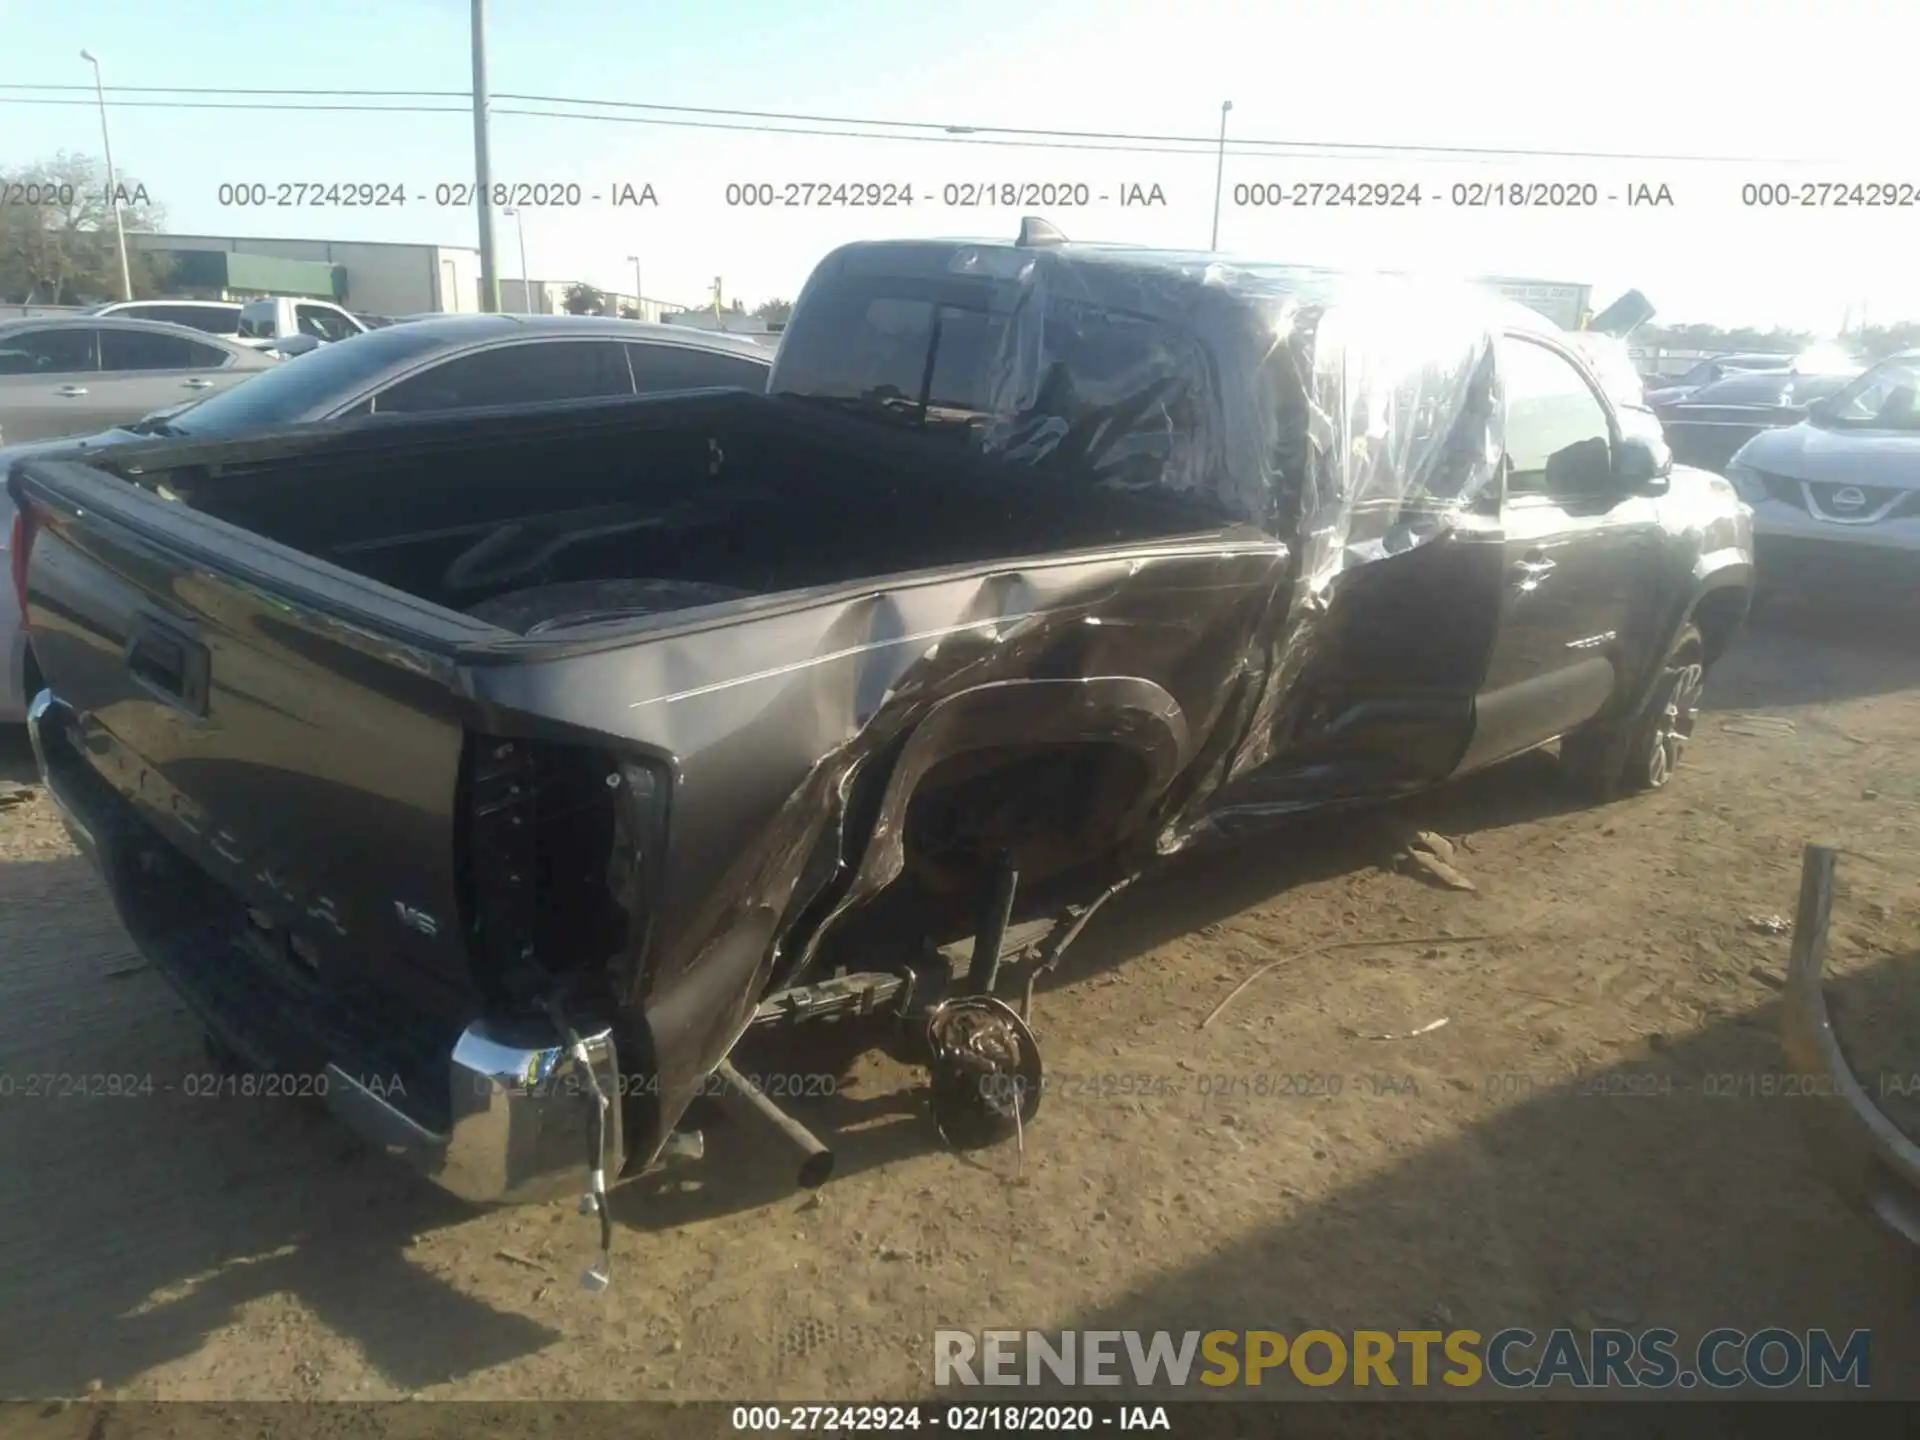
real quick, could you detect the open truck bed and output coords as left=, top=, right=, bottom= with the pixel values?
left=11, top=386, right=1286, bottom=1228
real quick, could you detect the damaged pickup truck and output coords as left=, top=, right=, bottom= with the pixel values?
left=10, top=222, right=1754, bottom=1286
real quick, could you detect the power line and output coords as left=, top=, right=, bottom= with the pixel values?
left=0, top=84, right=1835, bottom=166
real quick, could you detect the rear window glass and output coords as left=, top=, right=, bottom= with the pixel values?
left=170, top=325, right=452, bottom=434
left=772, top=280, right=1208, bottom=491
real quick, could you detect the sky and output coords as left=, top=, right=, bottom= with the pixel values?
left=2, top=0, right=1913, bottom=331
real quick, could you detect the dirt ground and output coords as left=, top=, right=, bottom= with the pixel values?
left=2, top=600, right=1918, bottom=1408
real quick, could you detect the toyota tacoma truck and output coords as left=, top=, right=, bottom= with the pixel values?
left=9, top=222, right=1754, bottom=1284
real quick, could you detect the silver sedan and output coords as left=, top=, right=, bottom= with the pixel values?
left=0, top=316, right=279, bottom=445
left=2, top=314, right=773, bottom=722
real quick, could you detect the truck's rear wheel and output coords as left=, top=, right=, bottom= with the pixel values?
left=1561, top=622, right=1706, bottom=800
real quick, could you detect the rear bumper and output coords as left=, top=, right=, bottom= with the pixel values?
left=26, top=691, right=625, bottom=1206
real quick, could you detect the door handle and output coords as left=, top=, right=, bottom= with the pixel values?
left=183, top=377, right=215, bottom=389
left=56, top=385, right=89, bottom=398
left=125, top=618, right=211, bottom=718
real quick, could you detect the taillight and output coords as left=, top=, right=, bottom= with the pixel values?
left=455, top=731, right=669, bottom=1015
left=7, top=507, right=32, bottom=622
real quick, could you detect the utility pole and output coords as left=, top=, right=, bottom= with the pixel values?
left=1209, top=101, right=1233, bottom=252
left=712, top=277, right=722, bottom=318
left=79, top=49, right=133, bottom=301
left=503, top=207, right=529, bottom=311
left=627, top=254, right=642, bottom=319
left=470, top=0, right=500, bottom=313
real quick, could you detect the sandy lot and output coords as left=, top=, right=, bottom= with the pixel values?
left=2, top=600, right=1917, bottom=1408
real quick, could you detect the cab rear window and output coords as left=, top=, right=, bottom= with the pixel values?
left=771, top=278, right=1209, bottom=494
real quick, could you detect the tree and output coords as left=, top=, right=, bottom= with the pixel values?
left=752, top=298, right=793, bottom=324
left=1634, top=319, right=1920, bottom=364
left=1857, top=322, right=1920, bottom=360
left=563, top=282, right=608, bottom=316
left=0, top=152, right=169, bottom=303
left=1636, top=323, right=1812, bottom=354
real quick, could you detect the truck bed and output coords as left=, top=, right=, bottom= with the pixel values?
left=10, top=389, right=1267, bottom=1164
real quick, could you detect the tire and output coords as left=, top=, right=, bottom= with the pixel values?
left=1561, top=622, right=1707, bottom=800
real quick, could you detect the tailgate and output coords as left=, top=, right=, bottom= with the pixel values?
left=13, top=456, right=486, bottom=1021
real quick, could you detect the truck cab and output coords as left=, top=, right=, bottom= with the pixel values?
left=236, top=297, right=368, bottom=349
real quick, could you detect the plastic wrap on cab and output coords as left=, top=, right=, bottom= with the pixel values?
left=773, top=239, right=1508, bottom=595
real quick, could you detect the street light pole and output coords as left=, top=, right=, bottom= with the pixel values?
left=503, top=207, right=529, bottom=311
left=1210, top=100, right=1233, bottom=252
left=79, top=49, right=133, bottom=301
left=626, top=255, right=642, bottom=320
left=470, top=0, right=500, bottom=313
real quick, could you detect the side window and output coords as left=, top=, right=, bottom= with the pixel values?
left=626, top=343, right=769, bottom=394
left=1501, top=338, right=1613, bottom=500
left=100, top=329, right=232, bottom=371
left=372, top=340, right=634, bottom=414
left=0, top=327, right=100, bottom=375
left=169, top=305, right=241, bottom=335
left=296, top=305, right=361, bottom=343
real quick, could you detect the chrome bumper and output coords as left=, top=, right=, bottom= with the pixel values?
left=329, top=1020, right=625, bottom=1207
left=26, top=689, right=97, bottom=865
left=28, top=689, right=626, bottom=1207
left=1781, top=844, right=1920, bottom=1245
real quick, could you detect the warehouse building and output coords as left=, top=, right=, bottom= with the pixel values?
left=128, top=233, right=485, bottom=317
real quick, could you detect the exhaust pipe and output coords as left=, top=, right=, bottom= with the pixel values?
left=713, top=1058, right=835, bottom=1188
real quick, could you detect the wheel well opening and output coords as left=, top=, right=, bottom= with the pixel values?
left=1692, top=588, right=1747, bottom=667
left=902, top=741, right=1155, bottom=897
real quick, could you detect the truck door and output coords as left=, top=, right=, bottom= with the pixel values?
left=1453, top=333, right=1665, bottom=773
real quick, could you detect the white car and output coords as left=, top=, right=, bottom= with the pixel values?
left=86, top=299, right=247, bottom=340
left=1726, top=350, right=1920, bottom=600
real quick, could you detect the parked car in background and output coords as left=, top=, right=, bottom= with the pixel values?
left=0, top=314, right=773, bottom=721
left=237, top=296, right=369, bottom=347
left=1644, top=353, right=1796, bottom=407
left=1727, top=350, right=1920, bottom=600
left=1655, top=369, right=1859, bottom=474
left=0, top=317, right=277, bottom=446
left=85, top=299, right=246, bottom=340
left=1564, top=331, right=1647, bottom=408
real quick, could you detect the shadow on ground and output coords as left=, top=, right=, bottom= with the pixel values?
left=0, top=854, right=557, bottom=1399
left=0, top=726, right=35, bottom=787
left=1020, top=947, right=1920, bottom=1403
left=1706, top=598, right=1920, bottom=712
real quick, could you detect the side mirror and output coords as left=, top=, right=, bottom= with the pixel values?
left=1801, top=396, right=1833, bottom=423
left=1542, top=435, right=1615, bottom=496
left=1615, top=434, right=1671, bottom=493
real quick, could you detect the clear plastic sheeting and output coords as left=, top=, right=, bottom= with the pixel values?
left=773, top=240, right=1512, bottom=595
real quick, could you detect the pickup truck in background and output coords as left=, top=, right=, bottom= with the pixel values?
left=9, top=224, right=1754, bottom=1284
left=236, top=296, right=369, bottom=348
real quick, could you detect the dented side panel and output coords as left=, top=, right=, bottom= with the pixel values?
left=463, top=537, right=1288, bottom=1157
